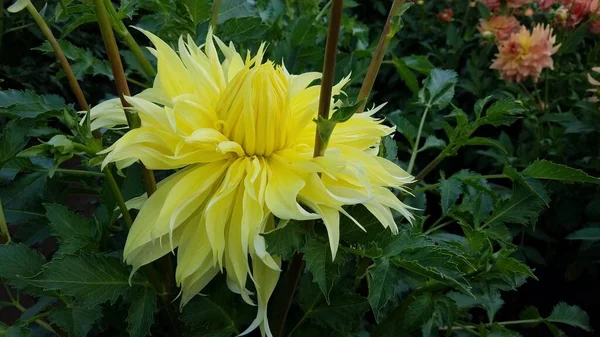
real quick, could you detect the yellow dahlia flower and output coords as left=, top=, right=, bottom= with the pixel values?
left=490, top=24, right=560, bottom=82
left=99, top=29, right=414, bottom=336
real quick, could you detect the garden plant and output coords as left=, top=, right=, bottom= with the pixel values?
left=0, top=0, right=599, bottom=336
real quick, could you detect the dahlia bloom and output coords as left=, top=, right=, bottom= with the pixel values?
left=478, top=15, right=522, bottom=40
left=436, top=9, right=454, bottom=22
left=590, top=18, right=600, bottom=33
left=491, top=24, right=560, bottom=82
left=97, top=29, right=414, bottom=336
left=561, top=0, right=599, bottom=27
left=588, top=67, right=600, bottom=102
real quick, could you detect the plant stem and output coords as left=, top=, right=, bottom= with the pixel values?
left=103, top=0, right=156, bottom=78
left=103, top=167, right=133, bottom=228
left=3, top=282, right=58, bottom=335
left=414, top=150, right=448, bottom=183
left=412, top=173, right=508, bottom=195
left=50, top=168, right=105, bottom=177
left=407, top=105, right=430, bottom=173
left=357, top=0, right=405, bottom=113
left=442, top=318, right=545, bottom=332
left=0, top=200, right=9, bottom=243
left=211, top=0, right=222, bottom=30
left=94, top=0, right=157, bottom=197
left=24, top=3, right=88, bottom=111
left=286, top=292, right=322, bottom=337
left=313, top=0, right=344, bottom=158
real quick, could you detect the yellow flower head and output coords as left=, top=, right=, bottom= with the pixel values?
left=98, top=28, right=414, bottom=336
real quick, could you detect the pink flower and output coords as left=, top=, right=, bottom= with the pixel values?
left=562, top=0, right=599, bottom=27
left=490, top=24, right=560, bottom=82
left=590, top=18, right=600, bottom=33
left=478, top=15, right=522, bottom=40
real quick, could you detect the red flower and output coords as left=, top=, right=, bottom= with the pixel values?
left=436, top=8, right=453, bottom=22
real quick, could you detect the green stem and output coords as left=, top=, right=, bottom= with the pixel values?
left=312, top=0, right=344, bottom=158
left=25, top=3, right=89, bottom=111
left=94, top=0, right=157, bottom=197
left=357, top=0, right=406, bottom=113
left=407, top=105, right=430, bottom=173
left=413, top=150, right=449, bottom=183
left=47, top=168, right=104, bottom=177
left=103, top=167, right=133, bottom=228
left=103, top=0, right=156, bottom=78
left=443, top=318, right=545, bottom=332
left=412, top=173, right=508, bottom=195
left=0, top=200, right=9, bottom=243
left=424, top=219, right=454, bottom=235
left=287, top=293, right=322, bottom=337
left=211, top=0, right=222, bottom=30
left=3, top=283, right=58, bottom=335
left=3, top=210, right=45, bottom=217
left=127, top=76, right=150, bottom=88
left=315, top=0, right=332, bottom=22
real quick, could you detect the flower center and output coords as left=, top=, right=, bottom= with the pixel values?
left=215, top=62, right=289, bottom=157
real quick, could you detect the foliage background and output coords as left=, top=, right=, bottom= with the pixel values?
left=0, top=0, right=599, bottom=336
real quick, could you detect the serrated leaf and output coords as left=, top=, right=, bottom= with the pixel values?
left=404, top=293, right=435, bottom=331
left=519, top=306, right=541, bottom=327
left=262, top=220, right=306, bottom=259
left=218, top=17, right=266, bottom=44
left=0, top=120, right=31, bottom=166
left=302, top=238, right=344, bottom=303
left=547, top=302, right=591, bottom=331
left=447, top=105, right=469, bottom=127
left=44, top=204, right=96, bottom=243
left=478, top=99, right=525, bottom=126
left=566, top=226, right=600, bottom=241
left=491, top=255, right=537, bottom=281
left=392, top=57, right=419, bottom=94
left=448, top=288, right=503, bottom=322
left=380, top=230, right=435, bottom=258
left=0, top=90, right=68, bottom=118
left=367, top=258, right=404, bottom=322
left=419, top=136, right=446, bottom=152
left=522, top=160, right=600, bottom=184
left=474, top=95, right=493, bottom=120
left=127, top=288, right=158, bottom=337
left=402, top=55, right=434, bottom=75
left=28, top=253, right=141, bottom=307
left=50, top=306, right=102, bottom=337
left=35, top=41, right=112, bottom=80
left=439, top=175, right=462, bottom=214
left=309, top=294, right=369, bottom=332
left=331, top=100, right=364, bottom=123
left=464, top=137, right=507, bottom=153
left=0, top=172, right=46, bottom=210
left=484, top=185, right=544, bottom=227
left=419, top=69, right=458, bottom=108
left=0, top=243, right=45, bottom=289
left=182, top=0, right=211, bottom=26
left=503, top=166, right=549, bottom=206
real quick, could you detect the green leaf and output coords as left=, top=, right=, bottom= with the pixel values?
left=0, top=90, right=68, bottom=118
left=491, top=255, right=537, bottom=281
left=218, top=17, right=266, bottom=44
left=181, top=277, right=247, bottom=336
left=419, top=68, right=458, bottom=108
left=439, top=175, right=462, bottom=215
left=302, top=238, right=344, bottom=303
left=309, top=294, right=369, bottom=332
left=34, top=41, right=112, bottom=80
left=182, top=0, right=211, bottom=26
left=380, top=231, right=435, bottom=258
left=448, top=289, right=503, bottom=322
left=446, top=105, right=469, bottom=127
left=331, top=100, right=364, bottom=123
left=127, top=288, right=158, bottom=337
left=566, top=226, right=600, bottom=241
left=559, top=22, right=589, bottom=54
left=0, top=172, right=46, bottom=210
left=474, top=95, right=493, bottom=120
left=262, top=220, right=306, bottom=259
left=547, top=302, right=591, bottom=331
left=404, top=293, right=435, bottom=331
left=478, top=99, right=525, bottom=126
left=519, top=306, right=542, bottom=327
left=0, top=120, right=31, bottom=166
left=50, top=306, right=102, bottom=337
left=392, top=57, right=419, bottom=94
left=367, top=258, right=404, bottom=322
left=401, top=55, right=434, bottom=75
left=522, top=160, right=600, bottom=184
left=0, top=243, right=45, bottom=289
left=503, top=166, right=549, bottom=206
left=44, top=204, right=96, bottom=244
left=313, top=116, right=337, bottom=147
left=419, top=135, right=446, bottom=152
left=463, top=137, right=507, bottom=153
left=28, top=253, right=139, bottom=307
left=484, top=185, right=544, bottom=227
